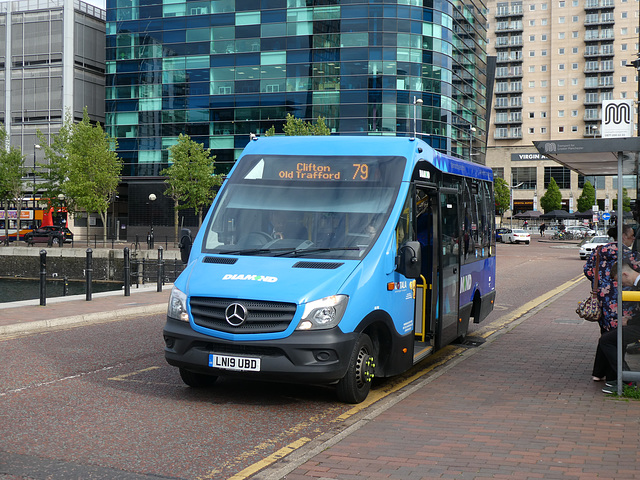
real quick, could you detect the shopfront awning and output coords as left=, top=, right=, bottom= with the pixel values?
left=532, top=137, right=640, bottom=176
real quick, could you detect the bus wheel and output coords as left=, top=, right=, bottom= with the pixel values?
left=336, top=333, right=375, bottom=404
left=179, top=368, right=218, bottom=388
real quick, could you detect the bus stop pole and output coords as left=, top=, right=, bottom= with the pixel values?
left=616, top=151, right=623, bottom=396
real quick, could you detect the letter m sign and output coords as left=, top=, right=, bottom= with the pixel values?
left=601, top=100, right=634, bottom=138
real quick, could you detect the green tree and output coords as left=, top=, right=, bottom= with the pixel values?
left=615, top=187, right=632, bottom=212
left=161, top=134, right=222, bottom=239
left=38, top=109, right=123, bottom=241
left=577, top=181, right=596, bottom=212
left=493, top=177, right=510, bottom=215
left=540, top=178, right=562, bottom=212
left=0, top=126, right=26, bottom=242
left=265, top=114, right=331, bottom=136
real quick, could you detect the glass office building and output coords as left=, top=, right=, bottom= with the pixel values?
left=106, top=0, right=489, bottom=234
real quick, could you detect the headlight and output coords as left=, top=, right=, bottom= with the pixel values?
left=167, top=286, right=189, bottom=322
left=296, top=295, right=348, bottom=331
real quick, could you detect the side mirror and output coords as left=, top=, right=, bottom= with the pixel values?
left=397, top=241, right=421, bottom=279
left=178, top=228, right=192, bottom=264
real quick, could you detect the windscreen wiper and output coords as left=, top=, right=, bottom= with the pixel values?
left=215, top=247, right=302, bottom=256
left=274, top=247, right=362, bottom=257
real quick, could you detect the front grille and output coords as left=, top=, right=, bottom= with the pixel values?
left=293, top=261, right=343, bottom=269
left=190, top=296, right=297, bottom=334
left=203, top=256, right=237, bottom=264
left=194, top=341, right=283, bottom=357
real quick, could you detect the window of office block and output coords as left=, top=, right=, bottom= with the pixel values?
left=544, top=166, right=571, bottom=189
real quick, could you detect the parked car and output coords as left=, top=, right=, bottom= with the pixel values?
left=579, top=235, right=611, bottom=260
left=24, top=225, right=73, bottom=246
left=566, top=225, right=596, bottom=238
left=496, top=227, right=509, bottom=242
left=501, top=228, right=531, bottom=244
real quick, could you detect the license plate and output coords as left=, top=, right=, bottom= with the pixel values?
left=208, top=354, right=261, bottom=372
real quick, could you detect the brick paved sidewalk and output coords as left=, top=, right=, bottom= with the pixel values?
left=0, top=285, right=171, bottom=337
left=261, top=281, right=640, bottom=480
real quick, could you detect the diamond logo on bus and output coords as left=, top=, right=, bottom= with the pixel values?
left=225, top=303, right=248, bottom=327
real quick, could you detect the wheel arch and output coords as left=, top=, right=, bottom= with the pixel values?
left=352, top=309, right=411, bottom=378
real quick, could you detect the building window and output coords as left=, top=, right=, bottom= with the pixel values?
left=541, top=50, right=547, bottom=56
left=558, top=79, right=565, bottom=86
left=558, top=33, right=565, bottom=39
left=492, top=167, right=504, bottom=179
left=529, top=127, right=535, bottom=133
left=529, top=112, right=535, bottom=118
left=529, top=96, right=535, bottom=103
left=559, top=17, right=565, bottom=23
left=572, top=16, right=578, bottom=22
left=559, top=1, right=565, bottom=6
left=541, top=65, right=547, bottom=72
left=529, top=4, right=535, bottom=10
left=529, top=81, right=536, bottom=88
left=529, top=51, right=535, bottom=57
left=622, top=76, right=628, bottom=83
left=558, top=64, right=565, bottom=70
left=571, top=110, right=578, bottom=117
left=541, top=34, right=547, bottom=41
left=558, top=126, right=564, bottom=132
left=541, top=19, right=547, bottom=26
left=529, top=66, right=535, bottom=72
left=530, top=35, right=536, bottom=41
left=512, top=167, right=537, bottom=189
left=559, top=48, right=565, bottom=54
left=541, top=127, right=547, bottom=133
left=572, top=94, right=578, bottom=101
left=545, top=166, right=571, bottom=189
left=541, top=96, right=547, bottom=103
left=558, top=110, right=565, bottom=116
left=571, top=126, right=578, bottom=132
left=572, top=63, right=578, bottom=70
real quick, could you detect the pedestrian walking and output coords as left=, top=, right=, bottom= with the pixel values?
left=539, top=223, right=546, bottom=237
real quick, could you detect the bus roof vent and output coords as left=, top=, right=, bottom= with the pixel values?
left=203, top=256, right=238, bottom=265
left=292, top=261, right=343, bottom=270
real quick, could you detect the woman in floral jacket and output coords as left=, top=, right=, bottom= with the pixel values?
left=584, top=224, right=640, bottom=381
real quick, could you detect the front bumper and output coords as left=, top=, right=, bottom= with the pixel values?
left=163, top=317, right=358, bottom=384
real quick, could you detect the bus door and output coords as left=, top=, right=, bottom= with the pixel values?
left=415, top=185, right=438, bottom=344
left=437, top=188, right=460, bottom=349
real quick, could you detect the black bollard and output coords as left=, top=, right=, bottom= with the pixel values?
left=63, top=276, right=69, bottom=296
left=86, top=248, right=93, bottom=301
left=123, top=247, right=131, bottom=296
left=39, top=249, right=47, bottom=306
left=157, top=246, right=164, bottom=292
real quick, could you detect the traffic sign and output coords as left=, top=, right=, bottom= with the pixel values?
left=601, top=212, right=611, bottom=221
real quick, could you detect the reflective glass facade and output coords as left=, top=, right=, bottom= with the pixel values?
left=106, top=0, right=488, bottom=178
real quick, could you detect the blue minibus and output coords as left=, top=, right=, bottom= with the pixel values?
left=163, top=136, right=496, bottom=403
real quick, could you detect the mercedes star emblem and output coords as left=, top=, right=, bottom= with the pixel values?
left=225, top=303, right=248, bottom=327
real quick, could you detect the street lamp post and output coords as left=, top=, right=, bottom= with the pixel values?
left=469, top=126, right=476, bottom=159
left=148, top=193, right=156, bottom=249
left=412, top=96, right=423, bottom=138
left=509, top=182, right=524, bottom=229
left=33, top=144, right=41, bottom=213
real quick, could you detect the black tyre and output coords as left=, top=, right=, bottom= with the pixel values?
left=179, top=368, right=219, bottom=388
left=336, top=333, right=376, bottom=404
left=51, top=236, right=61, bottom=246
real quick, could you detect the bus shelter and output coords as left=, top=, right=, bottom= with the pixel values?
left=533, top=137, right=640, bottom=394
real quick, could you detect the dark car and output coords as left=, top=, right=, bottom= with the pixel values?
left=24, top=226, right=73, bottom=246
left=496, top=227, right=509, bottom=242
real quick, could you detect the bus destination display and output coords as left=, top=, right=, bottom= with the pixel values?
left=277, top=162, right=370, bottom=181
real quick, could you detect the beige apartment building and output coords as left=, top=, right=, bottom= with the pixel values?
left=486, top=0, right=639, bottom=222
